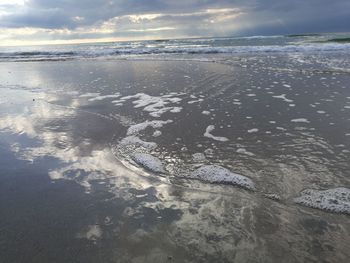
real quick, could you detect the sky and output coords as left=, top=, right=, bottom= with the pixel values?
left=0, top=0, right=349, bottom=45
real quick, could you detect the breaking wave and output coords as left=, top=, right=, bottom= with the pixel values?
left=1, top=42, right=350, bottom=61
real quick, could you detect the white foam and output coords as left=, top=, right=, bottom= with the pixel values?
left=120, top=93, right=183, bottom=118
left=291, top=118, right=310, bottom=123
left=204, top=148, right=214, bottom=155
left=293, top=187, right=350, bottom=214
left=120, top=136, right=157, bottom=150
left=272, top=94, right=293, bottom=103
left=236, top=148, right=255, bottom=156
left=202, top=111, right=211, bottom=115
left=132, top=153, right=165, bottom=173
left=264, top=193, right=281, bottom=201
left=188, top=99, right=203, bottom=104
left=192, top=153, right=206, bottom=162
left=152, top=130, right=162, bottom=137
left=127, top=120, right=173, bottom=136
left=247, top=128, right=259, bottom=133
left=169, top=107, right=182, bottom=113
left=84, top=225, right=102, bottom=241
left=88, top=94, right=120, bottom=102
left=204, top=125, right=229, bottom=142
left=190, top=165, right=255, bottom=190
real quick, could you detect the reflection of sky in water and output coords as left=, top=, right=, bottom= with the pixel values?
left=0, top=56, right=349, bottom=262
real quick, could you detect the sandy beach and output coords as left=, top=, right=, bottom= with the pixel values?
left=0, top=51, right=350, bottom=262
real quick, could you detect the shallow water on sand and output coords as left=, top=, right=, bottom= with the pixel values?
left=0, top=55, right=349, bottom=262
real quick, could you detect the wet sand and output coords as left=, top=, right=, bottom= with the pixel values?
left=0, top=57, right=349, bottom=262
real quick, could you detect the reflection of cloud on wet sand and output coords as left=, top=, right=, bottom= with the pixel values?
left=0, top=91, right=262, bottom=260
left=0, top=97, right=149, bottom=191
left=1, top=87, right=349, bottom=262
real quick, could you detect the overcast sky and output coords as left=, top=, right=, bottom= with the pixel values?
left=0, top=0, right=349, bottom=45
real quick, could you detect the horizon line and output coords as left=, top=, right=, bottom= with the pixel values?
left=0, top=31, right=348, bottom=48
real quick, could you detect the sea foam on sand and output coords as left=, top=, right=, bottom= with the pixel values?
left=293, top=187, right=350, bottom=214
left=119, top=93, right=183, bottom=118
left=88, top=94, right=120, bottom=102
left=190, top=165, right=255, bottom=190
left=127, top=120, right=173, bottom=136
left=192, top=153, right=206, bottom=162
left=272, top=94, right=293, bottom=103
left=120, top=136, right=157, bottom=150
left=204, top=125, right=229, bottom=142
left=132, top=153, right=165, bottom=173
left=291, top=118, right=310, bottom=123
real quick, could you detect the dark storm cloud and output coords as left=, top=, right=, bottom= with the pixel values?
left=0, top=0, right=349, bottom=43
left=246, top=0, right=350, bottom=35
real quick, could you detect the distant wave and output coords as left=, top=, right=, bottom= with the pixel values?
left=325, top=37, right=350, bottom=43
left=286, top=33, right=321, bottom=37
left=0, top=51, right=77, bottom=60
left=1, top=42, right=350, bottom=61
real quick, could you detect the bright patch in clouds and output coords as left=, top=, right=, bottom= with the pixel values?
left=1, top=0, right=26, bottom=5
left=128, top=14, right=163, bottom=23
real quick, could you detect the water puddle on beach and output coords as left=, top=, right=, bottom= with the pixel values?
left=0, top=57, right=349, bottom=262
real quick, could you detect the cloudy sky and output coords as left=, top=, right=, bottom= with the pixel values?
left=0, top=0, right=349, bottom=45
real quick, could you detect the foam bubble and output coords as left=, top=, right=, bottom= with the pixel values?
left=190, top=165, right=255, bottom=190
left=132, top=153, right=165, bottom=173
left=291, top=118, right=310, bottom=123
left=236, top=148, right=255, bottom=156
left=88, top=94, right=120, bottom=102
left=120, top=136, right=157, bottom=150
left=188, top=99, right=203, bottom=104
left=84, top=225, right=102, bottom=241
left=192, top=153, right=206, bottom=163
left=127, top=120, right=173, bottom=136
left=247, top=128, right=259, bottom=133
left=121, top=93, right=183, bottom=118
left=264, top=193, right=281, bottom=201
left=152, top=130, right=162, bottom=137
left=293, top=187, right=350, bottom=214
left=204, top=125, right=229, bottom=142
left=272, top=94, right=293, bottom=103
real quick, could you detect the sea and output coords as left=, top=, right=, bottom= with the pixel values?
left=1, top=32, right=350, bottom=62
left=0, top=32, right=349, bottom=262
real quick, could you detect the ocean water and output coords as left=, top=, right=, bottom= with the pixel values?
left=0, top=33, right=349, bottom=262
left=1, top=33, right=350, bottom=61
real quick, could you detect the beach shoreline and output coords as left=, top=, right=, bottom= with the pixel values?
left=0, top=54, right=349, bottom=262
